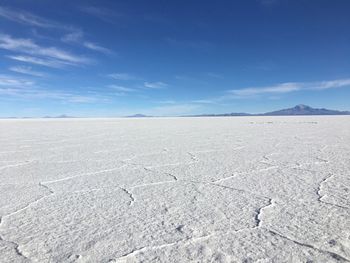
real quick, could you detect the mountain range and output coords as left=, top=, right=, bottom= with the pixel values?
left=2, top=105, right=349, bottom=119
left=188, top=104, right=350, bottom=117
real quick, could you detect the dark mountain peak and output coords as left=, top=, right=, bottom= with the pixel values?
left=43, top=114, right=74, bottom=118
left=264, top=105, right=350, bottom=116
left=185, top=104, right=350, bottom=117
left=294, top=104, right=310, bottom=110
left=125, top=114, right=151, bottom=118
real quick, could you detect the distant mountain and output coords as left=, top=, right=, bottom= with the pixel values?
left=187, top=112, right=251, bottom=117
left=186, top=105, right=350, bottom=117
left=263, top=104, right=350, bottom=116
left=4, top=105, right=348, bottom=119
left=43, top=114, right=75, bottom=118
left=125, top=114, right=151, bottom=118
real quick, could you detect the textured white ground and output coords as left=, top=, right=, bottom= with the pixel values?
left=0, top=117, right=349, bottom=263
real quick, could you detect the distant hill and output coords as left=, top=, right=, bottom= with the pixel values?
left=186, top=105, right=350, bottom=117
left=263, top=104, right=350, bottom=116
left=125, top=114, right=151, bottom=118
left=187, top=112, right=251, bottom=117
left=4, top=105, right=348, bottom=119
left=43, top=114, right=75, bottom=118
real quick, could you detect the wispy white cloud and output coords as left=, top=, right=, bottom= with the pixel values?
left=0, top=74, right=34, bottom=87
left=107, top=75, right=167, bottom=90
left=7, top=55, right=67, bottom=68
left=228, top=79, right=350, bottom=96
left=108, top=73, right=135, bottom=80
left=108, top=85, right=136, bottom=92
left=0, top=6, right=65, bottom=29
left=61, top=31, right=84, bottom=43
left=144, top=81, right=168, bottom=89
left=229, top=82, right=300, bottom=96
left=0, top=34, right=36, bottom=49
left=61, top=31, right=113, bottom=54
left=1, top=5, right=114, bottom=56
left=9, top=66, right=46, bottom=77
left=191, top=99, right=217, bottom=104
left=83, top=42, right=112, bottom=54
left=311, top=79, right=350, bottom=90
left=181, top=78, right=350, bottom=106
left=0, top=5, right=81, bottom=41
left=0, top=5, right=113, bottom=56
left=0, top=34, right=90, bottom=66
left=0, top=75, right=107, bottom=103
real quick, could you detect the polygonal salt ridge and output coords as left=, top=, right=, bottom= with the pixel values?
left=0, top=182, right=266, bottom=263
left=316, top=173, right=350, bottom=210
left=0, top=183, right=54, bottom=263
left=38, top=165, right=178, bottom=195
left=109, top=228, right=347, bottom=263
left=215, top=166, right=341, bottom=202
left=260, top=199, right=350, bottom=261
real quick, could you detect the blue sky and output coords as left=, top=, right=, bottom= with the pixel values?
left=1, top=0, right=350, bottom=117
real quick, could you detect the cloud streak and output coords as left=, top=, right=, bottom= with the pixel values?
left=9, top=66, right=46, bottom=77
left=0, top=6, right=64, bottom=29
left=0, top=5, right=80, bottom=37
left=0, top=6, right=112, bottom=55
left=108, top=85, right=136, bottom=92
left=0, top=74, right=34, bottom=87
left=229, top=79, right=350, bottom=96
left=0, top=75, right=108, bottom=103
left=108, top=73, right=135, bottom=80
left=182, top=78, right=350, bottom=106
left=61, top=31, right=112, bottom=54
left=229, top=82, right=300, bottom=96
left=144, top=81, right=168, bottom=89
left=7, top=55, right=67, bottom=68
left=61, top=31, right=84, bottom=43
left=83, top=42, right=112, bottom=54
left=0, top=34, right=90, bottom=66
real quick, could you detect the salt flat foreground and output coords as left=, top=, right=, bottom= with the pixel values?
left=0, top=117, right=349, bottom=263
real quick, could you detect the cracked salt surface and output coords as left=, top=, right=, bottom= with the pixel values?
left=0, top=116, right=349, bottom=262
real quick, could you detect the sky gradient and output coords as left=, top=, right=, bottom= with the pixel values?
left=1, top=0, right=350, bottom=117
